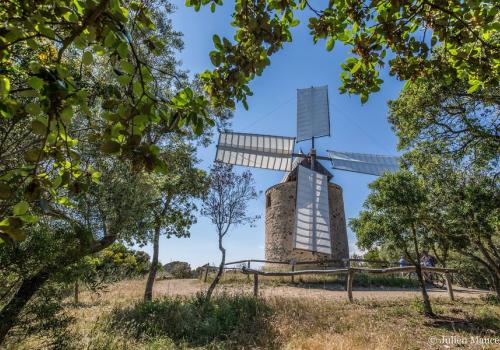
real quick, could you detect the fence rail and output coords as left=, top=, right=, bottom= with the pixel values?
left=240, top=266, right=458, bottom=302
left=223, top=258, right=397, bottom=268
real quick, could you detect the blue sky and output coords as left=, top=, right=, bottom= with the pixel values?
left=139, top=2, right=404, bottom=268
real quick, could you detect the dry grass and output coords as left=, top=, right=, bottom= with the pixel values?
left=5, top=278, right=499, bottom=350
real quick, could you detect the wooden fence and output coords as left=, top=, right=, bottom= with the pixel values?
left=223, top=258, right=394, bottom=268
left=240, top=266, right=458, bottom=302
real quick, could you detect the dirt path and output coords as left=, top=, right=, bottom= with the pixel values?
left=152, top=279, right=490, bottom=300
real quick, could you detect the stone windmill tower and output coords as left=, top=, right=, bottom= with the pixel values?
left=215, top=86, right=400, bottom=267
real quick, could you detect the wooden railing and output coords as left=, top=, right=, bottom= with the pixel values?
left=240, top=266, right=458, bottom=302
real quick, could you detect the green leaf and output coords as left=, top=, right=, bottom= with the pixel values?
left=351, top=61, right=362, bottom=74
left=26, top=103, right=42, bottom=115
left=104, top=31, right=116, bottom=48
left=209, top=51, right=221, bottom=66
left=326, top=38, right=335, bottom=52
left=31, top=120, right=47, bottom=135
left=117, top=42, right=129, bottom=58
left=212, top=35, right=222, bottom=49
left=61, top=106, right=73, bottom=124
left=91, top=171, right=101, bottom=183
left=0, top=183, right=12, bottom=199
left=467, top=83, right=481, bottom=94
left=100, top=140, right=121, bottom=154
left=13, top=201, right=29, bottom=215
left=28, top=77, right=44, bottom=90
left=120, top=61, right=135, bottom=75
left=19, top=215, right=38, bottom=223
left=360, top=93, right=368, bottom=104
left=82, top=51, right=93, bottom=65
left=0, top=76, right=10, bottom=96
left=24, top=149, right=41, bottom=162
left=132, top=81, right=143, bottom=97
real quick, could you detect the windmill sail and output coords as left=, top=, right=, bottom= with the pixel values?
left=296, top=86, right=330, bottom=142
left=293, top=165, right=332, bottom=254
left=328, top=150, right=400, bottom=176
left=216, top=132, right=295, bottom=171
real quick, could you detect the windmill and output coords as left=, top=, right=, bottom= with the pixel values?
left=215, top=86, right=399, bottom=265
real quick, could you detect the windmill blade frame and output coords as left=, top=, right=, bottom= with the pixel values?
left=293, top=165, right=332, bottom=254
left=328, top=150, right=400, bottom=176
left=216, top=132, right=296, bottom=171
left=296, top=85, right=331, bottom=142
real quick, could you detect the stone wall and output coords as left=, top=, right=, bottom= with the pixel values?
left=264, top=181, right=349, bottom=269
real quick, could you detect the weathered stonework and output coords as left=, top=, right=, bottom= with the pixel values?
left=264, top=181, right=349, bottom=269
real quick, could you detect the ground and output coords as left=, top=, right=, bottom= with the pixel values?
left=152, top=278, right=488, bottom=301
left=5, top=277, right=499, bottom=350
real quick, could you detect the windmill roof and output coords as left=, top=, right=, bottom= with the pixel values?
left=282, top=157, right=333, bottom=183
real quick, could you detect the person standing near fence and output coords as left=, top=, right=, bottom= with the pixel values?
left=399, top=256, right=408, bottom=277
left=421, top=251, right=435, bottom=283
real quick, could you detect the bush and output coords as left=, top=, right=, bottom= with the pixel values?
left=164, top=261, right=192, bottom=279
left=106, top=294, right=273, bottom=347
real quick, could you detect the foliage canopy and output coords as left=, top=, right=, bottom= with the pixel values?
left=187, top=0, right=499, bottom=106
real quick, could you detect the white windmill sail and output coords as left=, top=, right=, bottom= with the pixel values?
left=216, top=132, right=295, bottom=171
left=296, top=86, right=330, bottom=142
left=293, top=165, right=332, bottom=254
left=328, top=150, right=400, bottom=176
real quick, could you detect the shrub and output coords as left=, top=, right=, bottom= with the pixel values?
left=106, top=294, right=273, bottom=347
left=164, top=261, right=192, bottom=279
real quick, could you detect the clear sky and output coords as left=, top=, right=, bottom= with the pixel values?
left=138, top=2, right=404, bottom=268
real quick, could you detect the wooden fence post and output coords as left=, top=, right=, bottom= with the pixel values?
left=246, top=261, right=251, bottom=282
left=347, top=269, right=354, bottom=302
left=74, top=279, right=79, bottom=304
left=204, top=263, right=209, bottom=283
left=253, top=273, right=259, bottom=297
left=444, top=273, right=454, bottom=301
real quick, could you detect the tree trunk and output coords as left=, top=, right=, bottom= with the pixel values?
left=0, top=271, right=50, bottom=344
left=144, top=225, right=161, bottom=302
left=206, top=234, right=225, bottom=301
left=464, top=251, right=500, bottom=297
left=410, top=225, right=434, bottom=316
left=488, top=269, right=500, bottom=299
left=0, top=233, right=116, bottom=346
left=74, top=280, right=79, bottom=304
left=494, top=276, right=500, bottom=299
left=415, top=263, right=434, bottom=316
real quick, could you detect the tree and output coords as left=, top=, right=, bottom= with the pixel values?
left=143, top=140, right=208, bottom=301
left=66, top=243, right=151, bottom=303
left=388, top=68, right=499, bottom=296
left=164, top=261, right=192, bottom=278
left=0, top=0, right=221, bottom=343
left=0, top=158, right=156, bottom=343
left=350, top=171, right=435, bottom=316
left=201, top=163, right=258, bottom=301
left=187, top=0, right=499, bottom=106
left=0, top=0, right=213, bottom=242
left=388, top=73, right=499, bottom=177
left=420, top=164, right=500, bottom=297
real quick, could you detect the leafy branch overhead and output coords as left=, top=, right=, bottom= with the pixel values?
left=188, top=0, right=499, bottom=105
left=0, top=0, right=215, bottom=241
